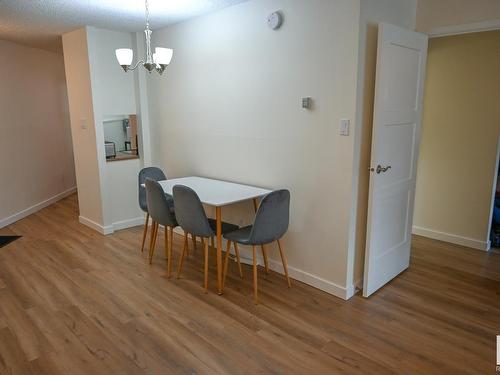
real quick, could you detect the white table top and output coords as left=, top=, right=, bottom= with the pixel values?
left=155, top=176, right=272, bottom=207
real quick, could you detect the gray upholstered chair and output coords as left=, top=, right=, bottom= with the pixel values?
left=138, top=167, right=167, bottom=253
left=172, top=185, right=241, bottom=292
left=139, top=167, right=199, bottom=255
left=145, top=179, right=178, bottom=276
left=223, top=190, right=291, bottom=304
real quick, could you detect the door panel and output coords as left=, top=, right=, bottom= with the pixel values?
left=379, top=123, right=417, bottom=185
left=363, top=23, right=428, bottom=297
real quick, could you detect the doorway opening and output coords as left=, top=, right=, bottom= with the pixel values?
left=488, top=139, right=500, bottom=249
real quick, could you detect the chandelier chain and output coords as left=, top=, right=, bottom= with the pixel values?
left=145, top=0, right=150, bottom=31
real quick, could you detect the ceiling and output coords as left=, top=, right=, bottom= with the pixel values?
left=0, top=0, right=248, bottom=53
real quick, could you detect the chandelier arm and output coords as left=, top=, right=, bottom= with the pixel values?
left=128, top=60, right=145, bottom=71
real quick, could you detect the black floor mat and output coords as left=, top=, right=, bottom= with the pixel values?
left=0, top=236, right=21, bottom=248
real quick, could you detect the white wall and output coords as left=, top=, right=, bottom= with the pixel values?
left=348, top=0, right=418, bottom=294
left=63, top=27, right=145, bottom=233
left=147, top=0, right=361, bottom=298
left=103, top=120, right=127, bottom=150
left=86, top=27, right=144, bottom=230
left=0, top=39, right=76, bottom=226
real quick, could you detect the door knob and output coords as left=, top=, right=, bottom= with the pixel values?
left=369, top=165, right=392, bottom=174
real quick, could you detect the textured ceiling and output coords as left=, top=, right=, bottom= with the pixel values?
left=0, top=0, right=248, bottom=53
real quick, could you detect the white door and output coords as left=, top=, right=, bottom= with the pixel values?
left=363, top=23, right=428, bottom=297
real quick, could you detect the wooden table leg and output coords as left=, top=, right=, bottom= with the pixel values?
left=216, top=206, right=223, bottom=295
left=253, top=198, right=269, bottom=274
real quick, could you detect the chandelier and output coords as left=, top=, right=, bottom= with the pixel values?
left=115, top=0, right=173, bottom=75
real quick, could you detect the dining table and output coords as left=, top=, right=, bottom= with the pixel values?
left=155, top=176, right=272, bottom=294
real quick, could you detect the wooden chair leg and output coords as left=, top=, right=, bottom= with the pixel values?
left=176, top=234, right=188, bottom=278
left=147, top=221, right=156, bottom=260
left=185, top=233, right=190, bottom=257
left=164, top=226, right=169, bottom=259
left=261, top=245, right=269, bottom=274
left=140, top=213, right=149, bottom=252
left=167, top=227, right=173, bottom=278
left=277, top=239, right=291, bottom=288
left=222, top=240, right=232, bottom=288
left=204, top=238, right=209, bottom=293
left=253, top=246, right=258, bottom=304
left=149, top=223, right=159, bottom=264
left=148, top=221, right=156, bottom=257
left=234, top=243, right=243, bottom=279
left=167, top=227, right=174, bottom=278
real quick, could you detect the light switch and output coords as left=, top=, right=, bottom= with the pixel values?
left=340, top=119, right=350, bottom=136
left=80, top=118, right=88, bottom=130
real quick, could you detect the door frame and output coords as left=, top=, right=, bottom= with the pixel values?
left=428, top=19, right=500, bottom=38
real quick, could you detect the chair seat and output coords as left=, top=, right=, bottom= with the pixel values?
left=208, top=219, right=239, bottom=235
left=223, top=225, right=253, bottom=244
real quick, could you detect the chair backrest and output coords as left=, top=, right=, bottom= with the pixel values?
left=138, top=167, right=167, bottom=212
left=145, top=179, right=177, bottom=227
left=172, top=185, right=213, bottom=237
left=249, top=190, right=290, bottom=245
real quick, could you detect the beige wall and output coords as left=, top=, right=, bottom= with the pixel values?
left=413, top=31, right=500, bottom=249
left=147, top=0, right=361, bottom=298
left=0, top=39, right=76, bottom=226
left=349, top=0, right=417, bottom=289
left=417, top=0, right=500, bottom=33
left=62, top=28, right=104, bottom=227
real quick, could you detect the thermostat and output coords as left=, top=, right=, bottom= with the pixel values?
left=267, top=11, right=283, bottom=30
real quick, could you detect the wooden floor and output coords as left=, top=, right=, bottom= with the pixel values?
left=0, top=194, right=499, bottom=374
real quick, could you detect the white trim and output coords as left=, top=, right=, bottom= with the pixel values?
left=0, top=187, right=77, bottom=228
left=80, top=215, right=145, bottom=235
left=112, top=216, right=145, bottom=232
left=236, top=248, right=350, bottom=299
left=79, top=216, right=113, bottom=235
left=428, top=19, right=500, bottom=38
left=266, top=257, right=349, bottom=299
left=412, top=226, right=489, bottom=251
left=172, top=226, right=351, bottom=300
left=346, top=278, right=363, bottom=299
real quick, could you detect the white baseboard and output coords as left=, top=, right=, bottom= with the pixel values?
left=266, top=257, right=350, bottom=299
left=412, top=226, right=489, bottom=251
left=112, top=216, right=145, bottom=232
left=0, top=187, right=77, bottom=229
left=80, top=215, right=145, bottom=235
left=171, top=227, right=350, bottom=300
left=345, top=278, right=363, bottom=299
left=79, top=216, right=112, bottom=235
